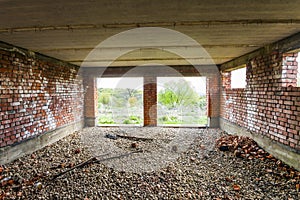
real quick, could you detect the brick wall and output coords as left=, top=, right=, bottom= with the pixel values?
left=83, top=73, right=98, bottom=126
left=0, top=44, right=84, bottom=148
left=221, top=51, right=300, bottom=151
left=207, top=74, right=220, bottom=118
left=144, top=76, right=157, bottom=126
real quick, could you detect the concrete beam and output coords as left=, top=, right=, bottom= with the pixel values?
left=81, top=65, right=219, bottom=78
left=220, top=31, right=300, bottom=71
left=2, top=19, right=300, bottom=33
left=0, top=41, right=79, bottom=68
left=37, top=44, right=261, bottom=52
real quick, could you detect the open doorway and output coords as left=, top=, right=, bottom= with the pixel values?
left=157, top=77, right=207, bottom=127
left=97, top=77, right=143, bottom=126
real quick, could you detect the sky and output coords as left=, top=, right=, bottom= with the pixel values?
left=231, top=67, right=246, bottom=88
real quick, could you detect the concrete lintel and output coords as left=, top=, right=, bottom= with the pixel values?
left=81, top=65, right=218, bottom=78
left=220, top=118, right=300, bottom=171
left=0, top=120, right=84, bottom=165
left=220, top=32, right=300, bottom=71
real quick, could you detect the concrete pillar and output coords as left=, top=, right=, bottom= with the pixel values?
left=83, top=75, right=98, bottom=127
left=143, top=76, right=157, bottom=126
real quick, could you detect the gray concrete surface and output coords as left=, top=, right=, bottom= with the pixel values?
left=0, top=1, right=300, bottom=67
left=0, top=120, right=84, bottom=165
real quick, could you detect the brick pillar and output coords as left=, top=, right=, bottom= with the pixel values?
left=207, top=74, right=220, bottom=127
left=144, top=76, right=157, bottom=126
left=83, top=75, right=98, bottom=127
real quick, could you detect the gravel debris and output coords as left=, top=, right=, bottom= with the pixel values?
left=81, top=127, right=199, bottom=173
left=0, top=127, right=299, bottom=200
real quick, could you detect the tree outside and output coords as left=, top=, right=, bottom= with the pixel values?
left=97, top=77, right=207, bottom=126
left=97, top=78, right=143, bottom=126
left=157, top=77, right=207, bottom=126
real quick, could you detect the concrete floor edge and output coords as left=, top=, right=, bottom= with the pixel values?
left=0, top=120, right=84, bottom=165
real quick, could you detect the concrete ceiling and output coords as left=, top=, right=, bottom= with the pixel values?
left=0, top=0, right=300, bottom=67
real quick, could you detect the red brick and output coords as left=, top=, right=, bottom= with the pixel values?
left=220, top=51, right=300, bottom=150
left=0, top=45, right=84, bottom=148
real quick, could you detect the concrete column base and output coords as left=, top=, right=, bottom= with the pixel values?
left=209, top=117, right=220, bottom=128
left=85, top=117, right=97, bottom=127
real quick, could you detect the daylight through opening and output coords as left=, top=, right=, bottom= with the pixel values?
left=157, top=77, right=207, bottom=127
left=97, top=77, right=144, bottom=126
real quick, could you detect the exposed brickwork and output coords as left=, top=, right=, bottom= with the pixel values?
left=221, top=72, right=231, bottom=90
left=144, top=76, right=157, bottom=126
left=281, top=53, right=299, bottom=87
left=83, top=73, right=98, bottom=126
left=221, top=51, right=300, bottom=151
left=207, top=74, right=220, bottom=118
left=0, top=45, right=84, bottom=148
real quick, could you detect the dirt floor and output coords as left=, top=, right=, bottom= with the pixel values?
left=0, top=127, right=299, bottom=199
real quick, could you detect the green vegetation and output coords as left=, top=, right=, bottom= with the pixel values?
left=158, top=116, right=180, bottom=124
left=158, top=115, right=208, bottom=125
left=98, top=115, right=115, bottom=124
left=198, top=96, right=206, bottom=109
left=157, top=79, right=207, bottom=126
left=97, top=78, right=207, bottom=126
left=98, top=88, right=143, bottom=108
left=97, top=87, right=143, bottom=125
left=198, top=116, right=208, bottom=125
left=123, top=115, right=142, bottom=124
left=158, top=79, right=199, bottom=109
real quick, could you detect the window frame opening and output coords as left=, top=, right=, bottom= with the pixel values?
left=96, top=77, right=144, bottom=127
left=156, top=76, right=208, bottom=127
left=230, top=65, right=247, bottom=89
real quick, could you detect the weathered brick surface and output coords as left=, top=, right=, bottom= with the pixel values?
left=0, top=47, right=84, bottom=148
left=221, top=51, right=300, bottom=151
left=207, top=74, right=220, bottom=118
left=83, top=74, right=98, bottom=119
left=144, top=76, right=157, bottom=126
